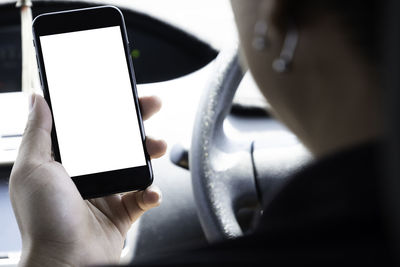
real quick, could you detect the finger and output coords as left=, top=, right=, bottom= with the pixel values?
left=121, top=185, right=162, bottom=223
left=139, top=95, right=162, bottom=121
left=146, top=137, right=167, bottom=159
left=16, top=94, right=53, bottom=165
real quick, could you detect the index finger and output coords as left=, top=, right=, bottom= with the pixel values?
left=139, top=96, right=162, bottom=121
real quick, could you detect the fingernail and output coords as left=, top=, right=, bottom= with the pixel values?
left=29, top=94, right=36, bottom=112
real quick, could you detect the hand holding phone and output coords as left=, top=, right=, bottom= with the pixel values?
left=32, top=6, right=154, bottom=198
left=9, top=6, right=166, bottom=266
left=10, top=93, right=164, bottom=266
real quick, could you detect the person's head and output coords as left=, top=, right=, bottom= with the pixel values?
left=231, top=0, right=383, bottom=157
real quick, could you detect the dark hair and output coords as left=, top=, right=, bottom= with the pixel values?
left=273, top=0, right=382, bottom=64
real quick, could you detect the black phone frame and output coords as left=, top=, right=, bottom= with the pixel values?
left=32, top=6, right=153, bottom=199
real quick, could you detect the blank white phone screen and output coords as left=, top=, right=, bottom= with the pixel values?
left=40, top=26, right=146, bottom=177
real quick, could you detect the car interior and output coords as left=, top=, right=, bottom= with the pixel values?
left=1, top=0, right=400, bottom=266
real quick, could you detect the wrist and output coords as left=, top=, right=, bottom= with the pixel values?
left=18, top=242, right=77, bottom=267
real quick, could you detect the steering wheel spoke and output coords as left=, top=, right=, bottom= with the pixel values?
left=190, top=44, right=260, bottom=242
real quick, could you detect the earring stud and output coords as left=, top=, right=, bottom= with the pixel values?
left=252, top=20, right=270, bottom=51
left=272, top=26, right=298, bottom=73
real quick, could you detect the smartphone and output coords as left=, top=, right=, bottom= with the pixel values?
left=32, top=6, right=153, bottom=199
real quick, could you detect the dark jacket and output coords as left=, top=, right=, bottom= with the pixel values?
left=126, top=142, right=392, bottom=266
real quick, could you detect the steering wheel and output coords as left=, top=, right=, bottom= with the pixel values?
left=190, top=45, right=310, bottom=243
left=190, top=44, right=256, bottom=242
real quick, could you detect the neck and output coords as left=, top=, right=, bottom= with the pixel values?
left=279, top=19, right=383, bottom=159
left=301, top=94, right=382, bottom=159
left=294, top=52, right=382, bottom=158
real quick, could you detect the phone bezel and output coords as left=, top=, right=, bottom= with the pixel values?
left=32, top=6, right=153, bottom=199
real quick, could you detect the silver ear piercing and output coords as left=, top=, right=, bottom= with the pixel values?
left=272, top=26, right=299, bottom=73
left=251, top=0, right=299, bottom=73
left=252, top=20, right=270, bottom=51
left=251, top=22, right=299, bottom=73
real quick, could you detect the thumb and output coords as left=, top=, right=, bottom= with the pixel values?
left=16, top=94, right=53, bottom=166
left=121, top=185, right=162, bottom=224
